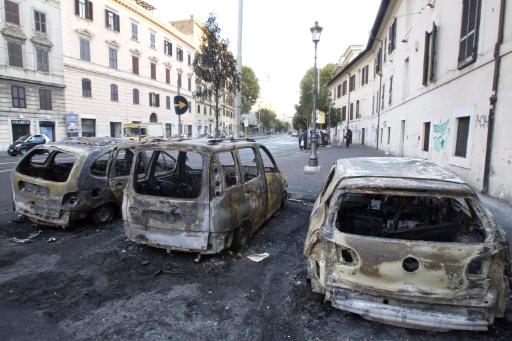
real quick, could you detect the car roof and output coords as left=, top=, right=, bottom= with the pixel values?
left=138, top=138, right=262, bottom=153
left=335, top=157, right=465, bottom=184
left=36, top=137, right=135, bottom=154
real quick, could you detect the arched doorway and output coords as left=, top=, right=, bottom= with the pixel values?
left=149, top=113, right=158, bottom=123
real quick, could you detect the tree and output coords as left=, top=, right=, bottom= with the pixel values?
left=241, top=66, right=260, bottom=114
left=256, top=108, right=276, bottom=132
left=193, top=15, right=240, bottom=137
left=293, top=63, right=337, bottom=130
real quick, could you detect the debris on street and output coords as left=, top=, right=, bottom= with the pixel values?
left=9, top=230, right=41, bottom=243
left=247, top=252, right=270, bottom=262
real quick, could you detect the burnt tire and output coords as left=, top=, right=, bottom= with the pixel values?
left=231, top=222, right=251, bottom=252
left=91, top=204, right=115, bottom=225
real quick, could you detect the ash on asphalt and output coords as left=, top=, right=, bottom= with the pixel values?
left=0, top=203, right=511, bottom=340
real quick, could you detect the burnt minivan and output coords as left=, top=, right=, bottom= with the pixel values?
left=304, top=158, right=510, bottom=331
left=12, top=138, right=137, bottom=228
left=119, top=139, right=287, bottom=254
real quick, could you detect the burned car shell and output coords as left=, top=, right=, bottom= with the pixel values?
left=304, top=157, right=510, bottom=331
left=121, top=139, right=287, bottom=254
left=12, top=138, right=135, bottom=228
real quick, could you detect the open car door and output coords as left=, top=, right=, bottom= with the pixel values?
left=259, top=146, right=286, bottom=219
left=108, top=146, right=136, bottom=203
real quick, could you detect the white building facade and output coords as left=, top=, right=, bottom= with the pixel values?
left=329, top=0, right=512, bottom=203
left=0, top=0, right=65, bottom=149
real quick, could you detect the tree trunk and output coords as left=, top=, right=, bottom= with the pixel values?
left=215, top=90, right=220, bottom=138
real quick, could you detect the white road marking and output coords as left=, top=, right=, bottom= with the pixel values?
left=0, top=161, right=17, bottom=165
left=0, top=169, right=12, bottom=173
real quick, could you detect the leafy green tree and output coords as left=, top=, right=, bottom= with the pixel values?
left=193, top=15, right=240, bottom=137
left=256, top=108, right=276, bottom=132
left=241, top=66, right=260, bottom=114
left=293, top=63, right=336, bottom=130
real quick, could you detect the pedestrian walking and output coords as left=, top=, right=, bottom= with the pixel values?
left=344, top=129, right=352, bottom=148
left=303, top=130, right=308, bottom=150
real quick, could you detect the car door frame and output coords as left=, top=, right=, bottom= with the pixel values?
left=107, top=145, right=137, bottom=203
left=258, top=145, right=285, bottom=219
left=235, top=146, right=268, bottom=232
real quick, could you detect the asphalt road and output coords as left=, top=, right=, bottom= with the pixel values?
left=1, top=135, right=511, bottom=340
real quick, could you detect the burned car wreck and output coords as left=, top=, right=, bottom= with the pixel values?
left=304, top=157, right=510, bottom=331
left=12, top=138, right=136, bottom=228
left=120, top=139, right=287, bottom=254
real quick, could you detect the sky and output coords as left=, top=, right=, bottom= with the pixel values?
left=153, top=0, right=381, bottom=120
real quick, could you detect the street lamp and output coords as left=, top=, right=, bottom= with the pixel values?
left=306, top=21, right=322, bottom=172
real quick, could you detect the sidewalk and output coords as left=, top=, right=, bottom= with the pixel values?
left=275, top=143, right=512, bottom=247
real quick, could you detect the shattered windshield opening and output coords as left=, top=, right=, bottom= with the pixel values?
left=16, top=149, right=78, bottom=183
left=335, top=192, right=485, bottom=243
left=134, top=149, right=203, bottom=199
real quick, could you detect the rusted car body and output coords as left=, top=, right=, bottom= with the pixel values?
left=304, top=157, right=509, bottom=331
left=120, top=139, right=287, bottom=254
left=12, top=138, right=137, bottom=228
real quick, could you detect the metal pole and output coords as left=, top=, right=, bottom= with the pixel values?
left=308, top=41, right=319, bottom=167
left=235, top=0, right=243, bottom=137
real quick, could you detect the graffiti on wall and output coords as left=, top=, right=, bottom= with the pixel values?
left=476, top=114, right=488, bottom=128
left=433, top=120, right=450, bottom=152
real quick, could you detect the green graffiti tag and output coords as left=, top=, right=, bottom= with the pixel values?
left=433, top=120, right=450, bottom=152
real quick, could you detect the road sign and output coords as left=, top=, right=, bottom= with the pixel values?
left=174, top=96, right=189, bottom=115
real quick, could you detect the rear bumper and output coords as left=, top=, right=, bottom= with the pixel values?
left=326, top=285, right=495, bottom=331
left=124, top=221, right=229, bottom=254
left=16, top=204, right=71, bottom=227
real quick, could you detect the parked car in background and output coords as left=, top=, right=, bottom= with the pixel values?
left=7, top=134, right=50, bottom=156
left=291, top=131, right=299, bottom=137
left=304, top=157, right=510, bottom=332
left=120, top=139, right=288, bottom=254
left=12, top=137, right=137, bottom=228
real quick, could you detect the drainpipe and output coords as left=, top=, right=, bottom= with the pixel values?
left=482, top=0, right=506, bottom=194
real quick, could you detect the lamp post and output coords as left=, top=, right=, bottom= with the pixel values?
left=307, top=21, right=322, bottom=171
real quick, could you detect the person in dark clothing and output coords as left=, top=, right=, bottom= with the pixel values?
left=298, top=130, right=303, bottom=149
left=345, top=129, right=352, bottom=148
left=303, top=130, right=308, bottom=150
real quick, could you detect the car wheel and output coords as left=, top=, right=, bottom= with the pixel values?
left=92, top=204, right=115, bottom=225
left=231, top=221, right=251, bottom=252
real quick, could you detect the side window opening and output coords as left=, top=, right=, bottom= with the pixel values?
left=259, top=146, right=278, bottom=174
left=90, top=151, right=111, bottom=177
left=238, top=147, right=260, bottom=183
left=113, top=149, right=134, bottom=177
left=217, top=151, right=238, bottom=188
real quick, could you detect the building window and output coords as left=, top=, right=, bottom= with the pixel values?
left=189, top=101, right=193, bottom=113
left=388, top=76, right=393, bottom=105
left=105, top=10, right=120, bottom=32
left=387, top=127, right=391, bottom=144
left=132, top=56, right=139, bottom=74
left=164, top=40, right=172, bottom=56
left=188, top=53, right=192, bottom=66
left=355, top=100, right=360, bottom=118
left=166, top=96, right=171, bottom=110
left=149, top=92, right=160, bottom=107
left=455, top=116, right=470, bottom=157
left=458, top=0, right=481, bottom=68
left=349, top=103, right=354, bottom=120
left=7, top=41, right=23, bottom=67
left=349, top=75, right=356, bottom=92
left=423, top=23, right=438, bottom=85
left=188, top=77, right=192, bottom=91
left=82, top=78, right=92, bottom=97
left=342, top=80, right=347, bottom=96
left=177, top=73, right=182, bottom=88
left=165, top=123, right=172, bottom=137
left=176, top=47, right=183, bottom=62
left=149, top=31, right=156, bottom=49
left=150, top=63, right=156, bottom=80
left=39, top=89, right=52, bottom=110
left=5, top=0, right=20, bottom=25
left=132, top=88, right=139, bottom=104
left=34, top=10, right=47, bottom=33
left=36, top=48, right=49, bottom=72
left=75, top=0, right=93, bottom=20
left=81, top=118, right=96, bottom=137
left=380, top=128, right=383, bottom=143
left=361, top=65, right=369, bottom=85
left=108, top=47, right=117, bottom=69
left=374, top=47, right=382, bottom=75
left=165, top=68, right=170, bottom=84
left=131, top=22, right=138, bottom=40
left=341, top=106, right=346, bottom=121
left=381, top=84, right=385, bottom=110
left=197, top=104, right=200, bottom=113
left=388, top=18, right=397, bottom=53
left=11, top=85, right=26, bottom=108
left=110, top=84, right=118, bottom=101
left=79, top=37, right=91, bottom=61
left=423, top=122, right=431, bottom=152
